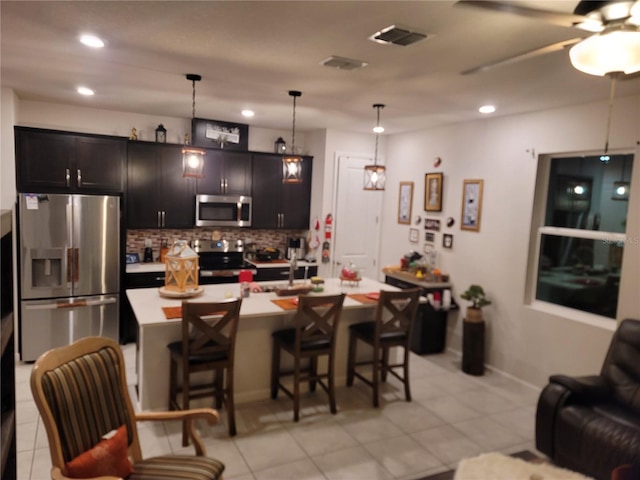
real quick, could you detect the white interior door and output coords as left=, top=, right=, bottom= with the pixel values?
left=332, top=155, right=383, bottom=279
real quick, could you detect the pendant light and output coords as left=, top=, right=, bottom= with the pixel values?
left=612, top=156, right=630, bottom=201
left=282, top=90, right=303, bottom=183
left=364, top=104, right=386, bottom=191
left=182, top=73, right=206, bottom=178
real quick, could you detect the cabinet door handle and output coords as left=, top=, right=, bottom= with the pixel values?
left=224, top=179, right=228, bottom=191
left=65, top=168, right=70, bottom=188
left=162, top=211, right=166, bottom=227
left=77, top=169, right=82, bottom=187
left=157, top=211, right=162, bottom=228
left=220, top=179, right=224, bottom=193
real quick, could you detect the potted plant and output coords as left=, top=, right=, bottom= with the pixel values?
left=460, top=284, right=491, bottom=322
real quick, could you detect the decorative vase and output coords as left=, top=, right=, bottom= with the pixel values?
left=466, top=306, right=483, bottom=323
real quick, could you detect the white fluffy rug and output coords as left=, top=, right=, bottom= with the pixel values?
left=454, top=452, right=594, bottom=480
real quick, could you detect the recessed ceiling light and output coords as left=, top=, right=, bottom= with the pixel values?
left=373, top=126, right=384, bottom=133
left=79, top=34, right=104, bottom=48
left=479, top=105, right=496, bottom=114
left=241, top=110, right=255, bottom=118
left=77, top=86, right=94, bottom=96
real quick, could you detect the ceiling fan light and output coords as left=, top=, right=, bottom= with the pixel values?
left=570, top=28, right=640, bottom=76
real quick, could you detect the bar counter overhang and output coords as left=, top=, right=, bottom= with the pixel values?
left=127, top=277, right=411, bottom=411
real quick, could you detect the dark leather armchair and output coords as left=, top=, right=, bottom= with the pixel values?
left=536, top=318, right=640, bottom=480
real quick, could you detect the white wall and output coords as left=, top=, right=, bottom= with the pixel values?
left=378, top=94, right=640, bottom=387
left=1, top=89, right=18, bottom=209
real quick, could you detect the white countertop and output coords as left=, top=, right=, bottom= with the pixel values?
left=127, top=277, right=399, bottom=327
left=126, top=259, right=317, bottom=273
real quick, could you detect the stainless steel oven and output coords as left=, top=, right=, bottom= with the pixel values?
left=193, top=239, right=256, bottom=284
left=195, top=194, right=251, bottom=227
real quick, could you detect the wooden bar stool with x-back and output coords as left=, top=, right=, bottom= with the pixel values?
left=271, top=293, right=346, bottom=421
left=347, top=288, right=421, bottom=407
left=168, top=298, right=242, bottom=443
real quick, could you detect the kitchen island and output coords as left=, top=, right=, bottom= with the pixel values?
left=127, top=277, right=404, bottom=411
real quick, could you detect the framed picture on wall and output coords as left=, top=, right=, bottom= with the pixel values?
left=409, top=228, right=419, bottom=243
left=443, top=233, right=454, bottom=249
left=398, top=181, right=414, bottom=224
left=461, top=179, right=484, bottom=231
left=424, top=172, right=443, bottom=212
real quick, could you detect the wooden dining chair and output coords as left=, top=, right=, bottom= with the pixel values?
left=168, top=297, right=242, bottom=442
left=346, top=288, right=421, bottom=407
left=271, top=293, right=346, bottom=421
left=30, top=336, right=225, bottom=480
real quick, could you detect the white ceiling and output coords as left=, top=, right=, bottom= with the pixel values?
left=2, top=1, right=639, bottom=135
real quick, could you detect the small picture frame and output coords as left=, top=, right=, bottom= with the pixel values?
left=398, top=181, right=414, bottom=225
left=425, top=172, right=443, bottom=212
left=443, top=233, right=454, bottom=249
left=409, top=228, right=419, bottom=243
left=424, top=218, right=441, bottom=231
left=461, top=179, right=484, bottom=232
left=425, top=232, right=435, bottom=243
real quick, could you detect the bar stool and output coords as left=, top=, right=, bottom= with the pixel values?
left=168, top=298, right=242, bottom=443
left=346, top=288, right=421, bottom=407
left=270, top=293, right=346, bottom=421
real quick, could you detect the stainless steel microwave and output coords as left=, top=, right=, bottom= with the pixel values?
left=195, top=194, right=252, bottom=227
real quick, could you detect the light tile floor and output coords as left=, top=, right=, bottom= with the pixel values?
left=15, top=345, right=541, bottom=480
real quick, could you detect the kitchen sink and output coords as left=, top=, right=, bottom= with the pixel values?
left=274, top=284, right=313, bottom=296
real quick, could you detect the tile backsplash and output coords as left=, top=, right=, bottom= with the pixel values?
left=126, top=228, right=310, bottom=261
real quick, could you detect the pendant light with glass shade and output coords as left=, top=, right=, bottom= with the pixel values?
left=282, top=90, right=303, bottom=183
left=364, top=104, right=386, bottom=191
left=182, top=73, right=206, bottom=178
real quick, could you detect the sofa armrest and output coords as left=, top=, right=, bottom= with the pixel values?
left=549, top=374, right=611, bottom=403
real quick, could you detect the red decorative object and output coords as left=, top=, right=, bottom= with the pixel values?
left=65, top=425, right=133, bottom=479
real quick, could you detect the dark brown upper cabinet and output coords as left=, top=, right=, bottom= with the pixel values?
left=251, top=153, right=312, bottom=229
left=127, top=142, right=195, bottom=229
left=196, top=150, right=252, bottom=196
left=15, top=127, right=125, bottom=194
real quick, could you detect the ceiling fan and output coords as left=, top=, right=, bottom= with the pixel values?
left=458, top=0, right=640, bottom=77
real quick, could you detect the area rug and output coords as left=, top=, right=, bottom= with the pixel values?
left=454, top=452, right=593, bottom=479
left=415, top=451, right=593, bottom=480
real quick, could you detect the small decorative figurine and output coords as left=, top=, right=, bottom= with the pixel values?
left=130, top=127, right=138, bottom=140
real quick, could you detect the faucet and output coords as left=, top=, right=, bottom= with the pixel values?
left=288, top=251, right=297, bottom=286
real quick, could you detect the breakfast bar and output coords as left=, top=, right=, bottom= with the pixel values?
left=127, top=277, right=404, bottom=411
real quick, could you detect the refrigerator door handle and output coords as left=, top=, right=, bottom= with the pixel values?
left=24, top=296, right=118, bottom=310
left=66, top=248, right=73, bottom=283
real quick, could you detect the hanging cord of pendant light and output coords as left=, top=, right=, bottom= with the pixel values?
left=289, top=90, right=301, bottom=154
left=373, top=103, right=384, bottom=165
left=601, top=73, right=619, bottom=162
left=187, top=73, right=201, bottom=120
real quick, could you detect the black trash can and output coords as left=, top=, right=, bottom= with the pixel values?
left=411, top=303, right=448, bottom=354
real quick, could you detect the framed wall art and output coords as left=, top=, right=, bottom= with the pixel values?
left=398, top=181, right=414, bottom=224
left=424, top=172, right=443, bottom=212
left=192, top=117, right=249, bottom=150
left=425, top=232, right=435, bottom=243
left=443, top=233, right=454, bottom=249
left=424, top=218, right=441, bottom=231
left=461, top=179, right=484, bottom=232
left=409, top=228, right=419, bottom=243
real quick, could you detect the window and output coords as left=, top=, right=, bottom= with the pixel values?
left=533, top=154, right=633, bottom=319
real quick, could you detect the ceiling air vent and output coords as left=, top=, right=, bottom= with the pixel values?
left=321, top=56, right=368, bottom=71
left=369, top=24, right=427, bottom=46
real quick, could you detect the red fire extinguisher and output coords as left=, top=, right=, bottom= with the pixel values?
left=322, top=214, right=332, bottom=263
left=324, top=213, right=332, bottom=239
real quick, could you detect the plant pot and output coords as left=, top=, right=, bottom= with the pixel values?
left=466, top=306, right=483, bottom=323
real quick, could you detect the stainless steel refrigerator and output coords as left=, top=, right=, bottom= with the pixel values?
left=18, top=193, right=120, bottom=361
